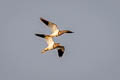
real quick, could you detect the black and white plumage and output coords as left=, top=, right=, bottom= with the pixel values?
left=35, top=34, right=65, bottom=57
left=40, top=17, right=74, bottom=37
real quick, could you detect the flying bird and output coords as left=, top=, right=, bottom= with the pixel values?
left=40, top=17, right=74, bottom=37
left=35, top=34, right=65, bottom=57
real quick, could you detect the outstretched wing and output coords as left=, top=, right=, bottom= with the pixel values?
left=40, top=17, right=59, bottom=33
left=57, top=46, right=65, bottom=57
left=35, top=34, right=54, bottom=46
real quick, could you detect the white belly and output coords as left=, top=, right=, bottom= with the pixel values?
left=47, top=44, right=54, bottom=50
left=50, top=30, right=59, bottom=36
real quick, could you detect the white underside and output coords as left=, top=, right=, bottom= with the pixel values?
left=47, top=44, right=54, bottom=50
left=50, top=30, right=59, bottom=36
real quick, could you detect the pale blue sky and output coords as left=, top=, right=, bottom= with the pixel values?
left=0, top=0, right=120, bottom=80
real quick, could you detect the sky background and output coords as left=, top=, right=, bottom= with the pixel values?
left=0, top=0, right=120, bottom=80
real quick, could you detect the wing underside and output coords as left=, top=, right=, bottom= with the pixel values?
left=40, top=17, right=59, bottom=33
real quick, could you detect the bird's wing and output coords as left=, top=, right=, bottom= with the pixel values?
left=40, top=17, right=59, bottom=33
left=45, top=37, right=55, bottom=46
left=57, top=46, right=65, bottom=57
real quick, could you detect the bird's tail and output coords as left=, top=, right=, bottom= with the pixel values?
left=35, top=34, right=48, bottom=38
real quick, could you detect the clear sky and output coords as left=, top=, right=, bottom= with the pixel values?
left=0, top=0, right=120, bottom=80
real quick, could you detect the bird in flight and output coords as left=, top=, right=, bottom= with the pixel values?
left=40, top=17, right=74, bottom=37
left=35, top=34, right=65, bottom=57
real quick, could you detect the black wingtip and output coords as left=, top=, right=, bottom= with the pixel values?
left=67, top=30, right=74, bottom=33
left=40, top=17, right=49, bottom=25
left=58, top=49, right=64, bottom=58
left=35, top=34, right=46, bottom=38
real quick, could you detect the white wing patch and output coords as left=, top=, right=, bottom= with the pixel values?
left=50, top=24, right=59, bottom=33
left=50, top=29, right=59, bottom=36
